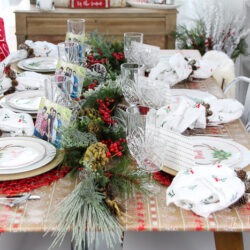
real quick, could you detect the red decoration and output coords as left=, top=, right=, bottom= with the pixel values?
left=0, top=18, right=10, bottom=73
left=153, top=171, right=173, bottom=186
left=70, top=0, right=110, bottom=8
left=0, top=166, right=71, bottom=195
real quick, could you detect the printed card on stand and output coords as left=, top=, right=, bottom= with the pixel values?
left=55, top=60, right=85, bottom=98
left=34, top=98, right=72, bottom=149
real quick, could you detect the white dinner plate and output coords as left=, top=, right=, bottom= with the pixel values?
left=18, top=57, right=57, bottom=72
left=6, top=90, right=44, bottom=111
left=171, top=89, right=217, bottom=104
left=192, top=136, right=242, bottom=168
left=0, top=137, right=56, bottom=174
left=127, top=1, right=182, bottom=9
left=0, top=138, right=46, bottom=169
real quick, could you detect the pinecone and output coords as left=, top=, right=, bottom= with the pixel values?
left=87, top=121, right=102, bottom=138
left=201, top=102, right=213, bottom=117
left=83, top=142, right=109, bottom=170
left=235, top=169, right=247, bottom=181
left=78, top=107, right=100, bottom=120
left=11, top=80, right=18, bottom=87
left=245, top=181, right=250, bottom=193
left=7, top=69, right=16, bottom=80
left=28, top=48, right=35, bottom=58
left=230, top=195, right=248, bottom=208
left=4, top=86, right=15, bottom=95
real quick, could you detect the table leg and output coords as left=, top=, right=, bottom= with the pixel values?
left=214, top=232, right=244, bottom=250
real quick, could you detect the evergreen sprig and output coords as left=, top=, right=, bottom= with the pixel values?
left=48, top=163, right=123, bottom=250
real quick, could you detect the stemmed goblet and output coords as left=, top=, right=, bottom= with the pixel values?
left=126, top=105, right=162, bottom=194
left=120, top=63, right=144, bottom=106
left=124, top=32, right=143, bottom=62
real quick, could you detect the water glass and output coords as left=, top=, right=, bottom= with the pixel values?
left=120, top=63, right=144, bottom=106
left=58, top=42, right=79, bottom=64
left=67, top=19, right=86, bottom=36
left=124, top=32, right=143, bottom=62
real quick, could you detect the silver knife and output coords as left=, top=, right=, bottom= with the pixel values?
left=0, top=195, right=40, bottom=200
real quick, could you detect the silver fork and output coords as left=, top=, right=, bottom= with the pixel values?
left=0, top=194, right=31, bottom=207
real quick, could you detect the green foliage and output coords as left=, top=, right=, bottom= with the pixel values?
left=62, top=127, right=98, bottom=148
left=231, top=37, right=249, bottom=60
left=81, top=81, right=123, bottom=109
left=172, top=20, right=207, bottom=55
left=48, top=162, right=123, bottom=250
left=108, top=157, right=150, bottom=199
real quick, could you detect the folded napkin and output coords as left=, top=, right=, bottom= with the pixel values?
left=167, top=164, right=245, bottom=218
left=207, top=99, right=244, bottom=125
left=155, top=96, right=206, bottom=133
left=0, top=40, right=58, bottom=77
left=149, top=53, right=192, bottom=87
left=0, top=108, right=34, bottom=136
left=0, top=76, right=11, bottom=92
left=25, top=40, right=58, bottom=58
left=15, top=72, right=49, bottom=91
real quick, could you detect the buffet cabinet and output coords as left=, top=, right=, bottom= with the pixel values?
left=15, top=5, right=177, bottom=49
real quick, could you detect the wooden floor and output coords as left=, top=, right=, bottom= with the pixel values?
left=1, top=0, right=30, bottom=52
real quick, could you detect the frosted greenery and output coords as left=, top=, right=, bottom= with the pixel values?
left=62, top=127, right=98, bottom=148
left=48, top=163, right=123, bottom=250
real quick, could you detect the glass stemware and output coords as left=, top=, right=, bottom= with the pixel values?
left=67, top=19, right=86, bottom=36
left=57, top=42, right=79, bottom=64
left=45, top=76, right=80, bottom=122
left=126, top=105, right=162, bottom=194
left=124, top=32, right=143, bottom=62
left=120, top=63, right=144, bottom=106
left=137, top=76, right=171, bottom=109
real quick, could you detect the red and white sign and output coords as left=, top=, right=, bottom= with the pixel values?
left=70, top=0, right=110, bottom=8
left=0, top=18, right=10, bottom=63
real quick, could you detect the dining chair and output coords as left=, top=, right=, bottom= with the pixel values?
left=224, top=76, right=250, bottom=132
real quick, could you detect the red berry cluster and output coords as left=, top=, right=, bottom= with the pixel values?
left=88, top=80, right=98, bottom=90
left=112, top=52, right=124, bottom=61
left=96, top=98, right=117, bottom=125
left=103, top=138, right=126, bottom=158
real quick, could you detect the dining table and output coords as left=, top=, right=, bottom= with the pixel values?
left=1, top=50, right=250, bottom=250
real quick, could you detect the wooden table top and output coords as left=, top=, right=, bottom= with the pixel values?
left=14, top=5, right=177, bottom=15
left=0, top=50, right=249, bottom=233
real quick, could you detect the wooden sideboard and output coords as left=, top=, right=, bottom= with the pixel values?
left=15, top=6, right=177, bottom=49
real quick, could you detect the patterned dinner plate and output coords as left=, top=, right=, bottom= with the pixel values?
left=18, top=57, right=57, bottom=72
left=6, top=90, right=44, bottom=111
left=0, top=137, right=56, bottom=175
left=192, top=136, right=242, bottom=167
left=0, top=138, right=46, bottom=169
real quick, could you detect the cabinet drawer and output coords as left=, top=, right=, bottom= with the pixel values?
left=27, top=17, right=166, bottom=35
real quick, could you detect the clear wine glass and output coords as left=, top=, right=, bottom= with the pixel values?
left=124, top=32, right=143, bottom=62
left=120, top=63, right=144, bottom=106
left=57, top=42, right=79, bottom=64
left=137, top=76, right=171, bottom=109
left=126, top=105, right=162, bottom=194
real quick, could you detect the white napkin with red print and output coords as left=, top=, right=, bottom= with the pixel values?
left=149, top=53, right=192, bottom=86
left=0, top=108, right=34, bottom=136
left=154, top=96, right=206, bottom=133
left=207, top=99, right=244, bottom=125
left=166, top=164, right=245, bottom=218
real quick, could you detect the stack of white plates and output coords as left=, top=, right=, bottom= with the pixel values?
left=17, top=57, right=57, bottom=73
left=0, top=137, right=56, bottom=175
left=0, top=90, right=44, bottom=114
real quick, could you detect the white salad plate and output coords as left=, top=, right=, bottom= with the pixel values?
left=5, top=90, right=44, bottom=112
left=0, top=137, right=57, bottom=175
left=0, top=138, right=46, bottom=169
left=192, top=136, right=243, bottom=168
left=18, top=57, right=57, bottom=72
